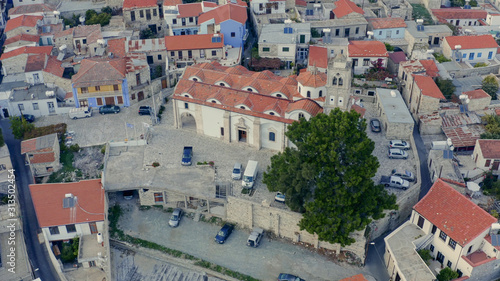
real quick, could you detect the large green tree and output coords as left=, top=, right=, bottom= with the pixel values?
left=482, top=75, right=499, bottom=100
left=263, top=109, right=397, bottom=246
left=481, top=114, right=500, bottom=139
left=436, top=78, right=456, bottom=100
left=9, top=116, right=34, bottom=139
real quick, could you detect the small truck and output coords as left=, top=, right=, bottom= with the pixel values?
left=380, top=175, right=410, bottom=190
left=247, top=227, right=264, bottom=248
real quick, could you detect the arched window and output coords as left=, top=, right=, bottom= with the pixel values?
left=269, top=112, right=275, bottom=115
left=184, top=95, right=189, bottom=98
left=298, top=113, right=304, bottom=119
left=333, top=77, right=337, bottom=85
left=247, top=88, right=253, bottom=92
left=319, top=90, right=323, bottom=97
left=192, top=78, right=198, bottom=81
left=276, top=94, right=282, bottom=98
left=240, top=106, right=245, bottom=109
left=211, top=100, right=216, bottom=103
left=219, top=82, right=225, bottom=86
left=307, top=91, right=311, bottom=98
left=269, top=132, right=275, bottom=141
left=338, top=78, right=343, bottom=86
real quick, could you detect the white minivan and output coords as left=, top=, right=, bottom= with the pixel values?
left=242, top=160, right=258, bottom=188
left=69, top=107, right=92, bottom=119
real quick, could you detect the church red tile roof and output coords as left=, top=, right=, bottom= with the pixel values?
left=0, top=46, right=52, bottom=61
left=297, top=71, right=327, bottom=87
left=4, top=33, right=40, bottom=46
left=463, top=89, right=490, bottom=99
left=413, top=179, right=497, bottom=246
left=432, top=8, right=487, bottom=22
left=43, top=56, right=65, bottom=77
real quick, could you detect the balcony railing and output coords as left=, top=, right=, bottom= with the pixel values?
left=131, top=81, right=150, bottom=91
left=79, top=90, right=122, bottom=98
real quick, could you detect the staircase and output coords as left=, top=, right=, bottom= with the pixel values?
left=416, top=233, right=434, bottom=251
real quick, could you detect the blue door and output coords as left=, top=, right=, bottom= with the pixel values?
left=488, top=51, right=494, bottom=60
left=469, top=53, right=474, bottom=60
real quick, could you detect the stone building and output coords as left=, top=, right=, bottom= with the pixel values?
left=123, top=0, right=163, bottom=33
left=21, top=133, right=60, bottom=177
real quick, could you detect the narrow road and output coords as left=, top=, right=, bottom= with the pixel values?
left=1, top=120, right=60, bottom=281
left=364, top=235, right=390, bottom=281
left=413, top=126, right=433, bottom=199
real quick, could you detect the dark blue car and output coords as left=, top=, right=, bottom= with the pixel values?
left=215, top=223, right=234, bottom=244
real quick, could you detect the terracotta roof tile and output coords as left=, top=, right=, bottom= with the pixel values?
left=123, top=0, right=157, bottom=9
left=25, top=54, right=47, bottom=72
left=463, top=89, right=490, bottom=99
left=30, top=180, right=105, bottom=228
left=21, top=139, right=37, bottom=154
left=348, top=40, right=388, bottom=57
left=31, top=152, right=55, bottom=164
left=308, top=46, right=328, bottom=69
left=419, top=59, right=439, bottom=77
left=413, top=179, right=497, bottom=246
left=165, top=34, right=224, bottom=51
left=198, top=3, right=247, bottom=25
left=477, top=139, right=500, bottom=159
left=8, top=3, right=56, bottom=17
left=432, top=8, right=487, bottom=22
left=5, top=15, right=43, bottom=33
left=388, top=51, right=406, bottom=64
left=296, top=0, right=307, bottom=6
left=43, top=56, right=65, bottom=77
left=442, top=124, right=484, bottom=148
left=72, top=58, right=126, bottom=88
left=178, top=3, right=204, bottom=18
left=39, top=23, right=63, bottom=36
left=107, top=38, right=127, bottom=58
left=4, top=33, right=40, bottom=46
left=163, top=0, right=183, bottom=6
left=351, top=104, right=366, bottom=117
left=297, top=71, right=327, bottom=87
left=412, top=75, right=445, bottom=99
left=340, top=274, right=368, bottom=281
left=444, top=35, right=498, bottom=50
left=0, top=46, right=52, bottom=61
left=333, top=0, right=365, bottom=19
left=368, top=17, right=406, bottom=29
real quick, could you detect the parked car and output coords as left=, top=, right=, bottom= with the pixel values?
left=232, top=162, right=243, bottom=180
left=380, top=176, right=410, bottom=190
left=370, top=119, right=381, bottom=132
left=168, top=208, right=182, bottom=227
left=247, top=227, right=264, bottom=248
left=275, top=192, right=285, bottom=203
left=138, top=106, right=152, bottom=115
left=99, top=105, right=120, bottom=114
left=391, top=169, right=415, bottom=182
left=123, top=190, right=134, bottom=200
left=69, top=107, right=92, bottom=119
left=182, top=146, right=193, bottom=166
left=22, top=114, right=35, bottom=123
left=389, top=140, right=410, bottom=150
left=388, top=148, right=408, bottom=159
left=278, top=273, right=305, bottom=281
left=215, top=223, right=234, bottom=244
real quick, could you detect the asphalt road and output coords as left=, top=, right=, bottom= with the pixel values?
left=1, top=119, right=60, bottom=281
left=413, top=126, right=433, bottom=199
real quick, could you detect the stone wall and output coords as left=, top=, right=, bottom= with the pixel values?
left=44, top=72, right=73, bottom=93
left=226, top=196, right=366, bottom=260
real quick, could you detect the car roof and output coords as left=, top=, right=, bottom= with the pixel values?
left=233, top=162, right=241, bottom=168
left=172, top=208, right=181, bottom=215
left=221, top=223, right=233, bottom=230
left=389, top=148, right=403, bottom=152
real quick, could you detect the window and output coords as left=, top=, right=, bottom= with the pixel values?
left=192, top=78, right=198, bottom=82
left=276, top=94, right=282, bottom=98
left=95, top=86, right=101, bottom=91
left=212, top=50, right=217, bottom=56
left=184, top=103, right=189, bottom=109
left=307, top=91, right=311, bottom=97
left=430, top=244, right=434, bottom=252
left=158, top=54, right=162, bottom=60
left=306, top=9, right=313, bottom=15
left=231, top=32, right=236, bottom=37
left=66, top=224, right=76, bottom=233
left=219, top=83, right=225, bottom=86
left=447, top=260, right=452, bottom=267
left=448, top=238, right=457, bottom=249
left=319, top=90, right=323, bottom=97
left=220, top=127, right=224, bottom=136
left=269, top=132, right=275, bottom=141
left=338, top=78, right=343, bottom=86
left=298, top=113, right=304, bottom=119
left=211, top=36, right=222, bottom=43
left=282, top=47, right=289, bottom=52
left=396, top=30, right=399, bottom=35
left=284, top=27, right=293, bottom=34
left=333, top=77, right=337, bottom=85
left=439, top=230, right=447, bottom=241
left=153, top=9, right=157, bottom=17
left=299, top=34, right=305, bottom=44
left=89, top=222, right=98, bottom=234
left=486, top=160, right=491, bottom=167
left=379, top=31, right=382, bottom=35
left=140, top=10, right=144, bottom=18
left=269, top=112, right=275, bottom=115
left=353, top=59, right=358, bottom=66
left=488, top=51, right=493, bottom=60
left=355, top=27, right=359, bottom=34
left=335, top=29, right=340, bottom=36
left=263, top=47, right=270, bottom=52
left=188, top=50, right=192, bottom=59
left=81, top=87, right=88, bottom=93
left=18, top=104, right=24, bottom=111
left=172, top=19, right=177, bottom=24
left=49, top=226, right=60, bottom=235
left=113, top=84, right=119, bottom=91
left=247, top=88, right=253, bottom=92
left=240, top=106, right=245, bottom=109
left=478, top=52, right=482, bottom=58
left=131, top=11, right=135, bottom=21
left=189, top=17, right=193, bottom=23
left=154, top=192, right=163, bottom=202
left=363, top=59, right=370, bottom=66
left=171, top=51, right=175, bottom=56
left=33, top=103, right=39, bottom=110
left=211, top=100, right=216, bottom=103
left=431, top=225, right=437, bottom=234
left=462, top=53, right=467, bottom=59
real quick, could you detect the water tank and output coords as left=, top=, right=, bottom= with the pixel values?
left=97, top=232, right=103, bottom=244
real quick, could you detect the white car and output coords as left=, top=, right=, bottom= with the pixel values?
left=389, top=140, right=410, bottom=150
left=232, top=163, right=243, bottom=180
left=388, top=148, right=408, bottom=159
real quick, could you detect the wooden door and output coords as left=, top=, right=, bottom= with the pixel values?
left=105, top=97, right=115, bottom=105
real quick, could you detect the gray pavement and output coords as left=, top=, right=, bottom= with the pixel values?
left=116, top=201, right=369, bottom=281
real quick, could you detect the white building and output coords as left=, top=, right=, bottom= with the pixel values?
left=250, top=0, right=285, bottom=15
left=442, top=35, right=499, bottom=63
left=348, top=40, right=389, bottom=75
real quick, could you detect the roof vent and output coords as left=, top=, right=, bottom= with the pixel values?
left=31, top=94, right=35, bottom=99
left=45, top=91, right=55, bottom=97
left=390, top=90, right=397, bottom=97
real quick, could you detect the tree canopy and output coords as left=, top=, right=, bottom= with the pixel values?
left=9, top=116, right=34, bottom=139
left=263, top=109, right=397, bottom=246
left=481, top=114, right=500, bottom=139
left=436, top=78, right=456, bottom=100
left=482, top=75, right=499, bottom=100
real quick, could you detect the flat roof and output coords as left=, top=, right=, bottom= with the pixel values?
left=104, top=145, right=216, bottom=198
left=376, top=88, right=414, bottom=124
left=10, top=84, right=59, bottom=102
left=259, top=23, right=311, bottom=44
left=405, top=21, right=452, bottom=38
left=78, top=234, right=106, bottom=262
left=384, top=221, right=436, bottom=281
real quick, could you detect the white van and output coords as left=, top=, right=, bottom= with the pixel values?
left=242, top=160, right=258, bottom=188
left=69, top=107, right=92, bottom=119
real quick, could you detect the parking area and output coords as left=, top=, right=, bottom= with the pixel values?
left=112, top=197, right=371, bottom=281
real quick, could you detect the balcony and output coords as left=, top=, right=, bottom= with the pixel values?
left=131, top=81, right=150, bottom=91
left=79, top=90, right=122, bottom=98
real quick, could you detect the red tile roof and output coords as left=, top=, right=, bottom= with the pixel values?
left=296, top=0, right=307, bottom=6
left=368, top=17, right=406, bottom=29
left=177, top=3, right=204, bottom=18
left=43, top=56, right=65, bottom=77
left=351, top=104, right=366, bottom=118
left=340, top=274, right=368, bottom=281
left=477, top=139, right=500, bottom=159
left=72, top=57, right=126, bottom=88
left=443, top=124, right=484, bottom=148
left=388, top=51, right=407, bottom=64
left=165, top=34, right=224, bottom=51
left=0, top=46, right=52, bottom=61
left=25, top=54, right=47, bottom=72
left=444, top=35, right=498, bottom=50
left=4, top=33, right=40, bottom=46
left=198, top=3, right=247, bottom=25
left=30, top=180, right=105, bottom=228
left=107, top=37, right=127, bottom=58
left=412, top=75, right=445, bottom=99
left=297, top=71, right=327, bottom=87
left=21, top=139, right=37, bottom=154
left=496, top=108, right=500, bottom=116
left=8, top=3, right=56, bottom=17
left=123, top=0, right=157, bottom=9
left=432, top=8, right=487, bottom=22
left=414, top=179, right=497, bottom=246
left=31, top=152, right=56, bottom=164
left=419, top=59, right=439, bottom=77
left=463, top=89, right=490, bottom=99
left=308, top=46, right=328, bottom=69
left=5, top=15, right=43, bottom=33
left=333, top=0, right=365, bottom=19
left=348, top=40, right=388, bottom=57
left=163, top=0, right=183, bottom=6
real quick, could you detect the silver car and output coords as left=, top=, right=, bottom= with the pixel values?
left=168, top=208, right=182, bottom=227
left=388, top=148, right=408, bottom=159
left=391, top=169, right=415, bottom=182
left=232, top=162, right=243, bottom=180
left=389, top=140, right=410, bottom=150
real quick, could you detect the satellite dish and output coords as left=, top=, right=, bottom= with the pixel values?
left=459, top=94, right=467, bottom=99
left=367, top=31, right=374, bottom=36
left=465, top=98, right=470, bottom=104
left=467, top=182, right=480, bottom=192
left=447, top=138, right=452, bottom=146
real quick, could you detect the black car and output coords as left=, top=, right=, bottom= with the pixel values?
left=278, top=273, right=305, bottom=281
left=138, top=106, right=152, bottom=115
left=370, top=119, right=381, bottom=132
left=99, top=105, right=120, bottom=114
left=22, top=114, right=35, bottom=123
left=215, top=223, right=234, bottom=244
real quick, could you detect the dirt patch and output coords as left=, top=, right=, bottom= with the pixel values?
left=73, top=146, right=105, bottom=178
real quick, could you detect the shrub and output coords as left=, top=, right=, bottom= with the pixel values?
left=69, top=144, right=80, bottom=152
left=101, top=145, right=106, bottom=154
left=436, top=267, right=459, bottom=281
left=152, top=162, right=160, bottom=167
left=417, top=249, right=433, bottom=265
